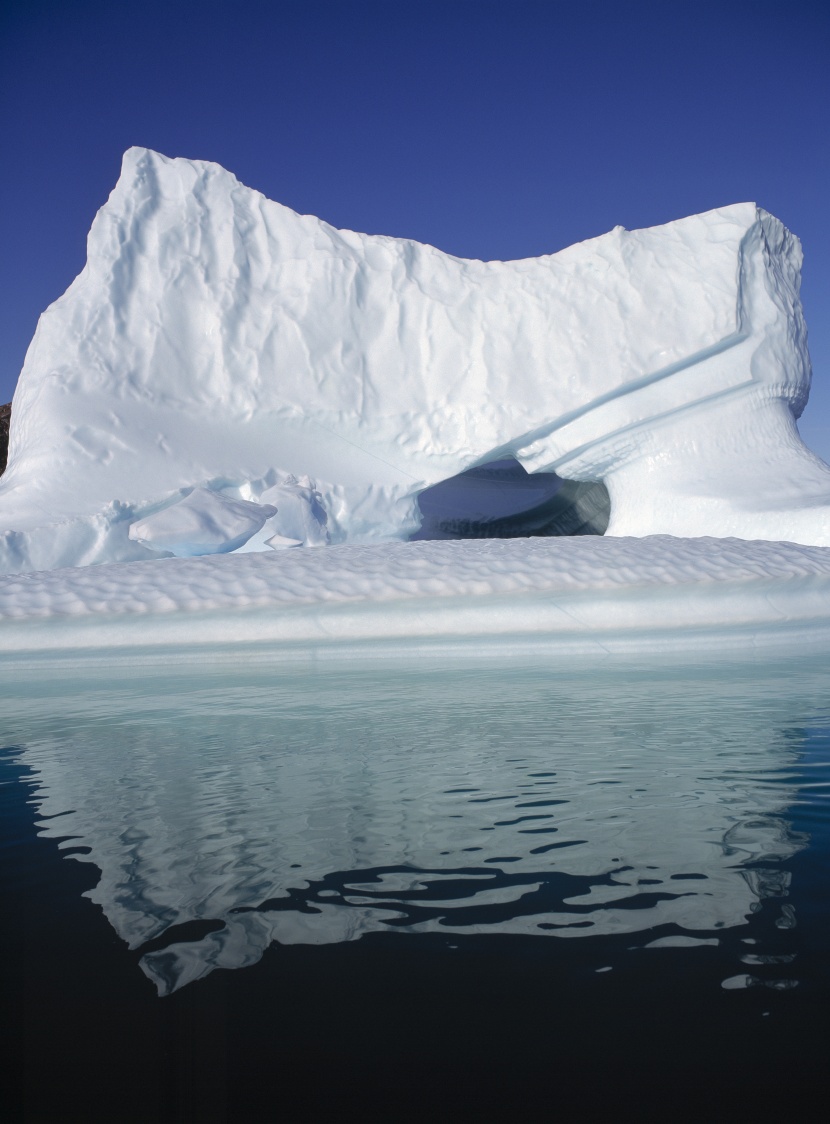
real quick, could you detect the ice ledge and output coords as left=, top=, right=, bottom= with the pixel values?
left=3, top=537, right=830, bottom=659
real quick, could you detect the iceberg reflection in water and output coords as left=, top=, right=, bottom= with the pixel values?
left=3, top=655, right=822, bottom=995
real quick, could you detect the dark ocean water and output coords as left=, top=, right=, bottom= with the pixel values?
left=2, top=653, right=830, bottom=1121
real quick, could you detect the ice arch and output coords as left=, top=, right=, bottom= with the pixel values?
left=1, top=146, right=830, bottom=574
left=411, top=458, right=609, bottom=540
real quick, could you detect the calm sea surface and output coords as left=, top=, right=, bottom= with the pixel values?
left=3, top=652, right=830, bottom=1120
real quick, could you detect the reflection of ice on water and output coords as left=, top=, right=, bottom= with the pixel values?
left=3, top=659, right=817, bottom=994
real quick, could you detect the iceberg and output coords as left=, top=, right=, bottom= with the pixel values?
left=2, top=146, right=830, bottom=580
left=1, top=148, right=830, bottom=660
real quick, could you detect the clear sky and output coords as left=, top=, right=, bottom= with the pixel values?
left=2, top=0, right=828, bottom=454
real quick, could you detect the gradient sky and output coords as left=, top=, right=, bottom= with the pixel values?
left=2, top=0, right=829, bottom=453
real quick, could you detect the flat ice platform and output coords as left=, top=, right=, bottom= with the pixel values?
left=3, top=536, right=830, bottom=663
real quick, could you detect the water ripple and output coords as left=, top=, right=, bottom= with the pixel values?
left=1, top=658, right=828, bottom=995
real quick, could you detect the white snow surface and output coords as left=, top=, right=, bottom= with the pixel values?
left=3, top=146, right=830, bottom=576
left=2, top=536, right=830, bottom=659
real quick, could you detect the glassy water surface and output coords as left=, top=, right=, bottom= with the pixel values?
left=3, top=654, right=830, bottom=1117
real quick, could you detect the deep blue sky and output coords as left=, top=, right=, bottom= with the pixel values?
left=2, top=0, right=829, bottom=454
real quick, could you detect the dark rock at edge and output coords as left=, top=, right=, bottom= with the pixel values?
left=0, top=403, right=10, bottom=476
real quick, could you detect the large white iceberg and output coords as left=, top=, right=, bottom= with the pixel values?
left=2, top=146, right=830, bottom=577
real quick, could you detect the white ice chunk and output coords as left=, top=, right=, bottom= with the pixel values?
left=129, top=488, right=277, bottom=557
left=259, top=480, right=329, bottom=547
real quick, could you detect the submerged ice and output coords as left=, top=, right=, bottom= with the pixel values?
left=2, top=146, right=830, bottom=577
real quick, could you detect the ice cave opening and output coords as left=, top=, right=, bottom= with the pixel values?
left=411, top=457, right=610, bottom=541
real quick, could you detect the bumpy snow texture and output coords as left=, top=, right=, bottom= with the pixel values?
left=3, top=536, right=830, bottom=661
left=2, top=146, right=830, bottom=577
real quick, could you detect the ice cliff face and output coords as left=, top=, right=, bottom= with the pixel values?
left=1, top=146, right=829, bottom=574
